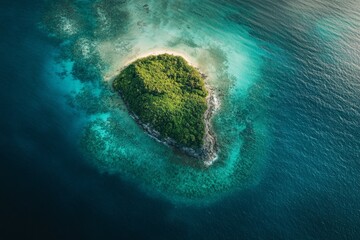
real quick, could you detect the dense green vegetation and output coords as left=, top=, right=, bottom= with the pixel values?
left=113, top=54, right=208, bottom=148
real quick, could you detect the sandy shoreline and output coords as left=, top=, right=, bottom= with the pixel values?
left=109, top=50, right=220, bottom=166
left=104, top=49, right=198, bottom=82
left=124, top=49, right=198, bottom=67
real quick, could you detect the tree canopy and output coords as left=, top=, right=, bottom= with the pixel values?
left=113, top=54, right=208, bottom=148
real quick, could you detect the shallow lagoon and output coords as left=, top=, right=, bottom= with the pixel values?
left=40, top=0, right=279, bottom=202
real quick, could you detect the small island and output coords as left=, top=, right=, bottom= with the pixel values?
left=113, top=54, right=217, bottom=163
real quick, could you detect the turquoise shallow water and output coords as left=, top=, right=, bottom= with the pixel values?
left=2, top=0, right=360, bottom=239
left=40, top=0, right=279, bottom=202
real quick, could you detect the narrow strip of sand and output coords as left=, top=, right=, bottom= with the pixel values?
left=104, top=49, right=198, bottom=82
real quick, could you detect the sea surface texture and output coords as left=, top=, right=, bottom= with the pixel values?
left=1, top=0, right=360, bottom=239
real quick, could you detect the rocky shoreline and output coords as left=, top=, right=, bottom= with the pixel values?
left=116, top=75, right=219, bottom=166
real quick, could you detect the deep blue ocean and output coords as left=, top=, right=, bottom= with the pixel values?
left=1, top=0, right=360, bottom=239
